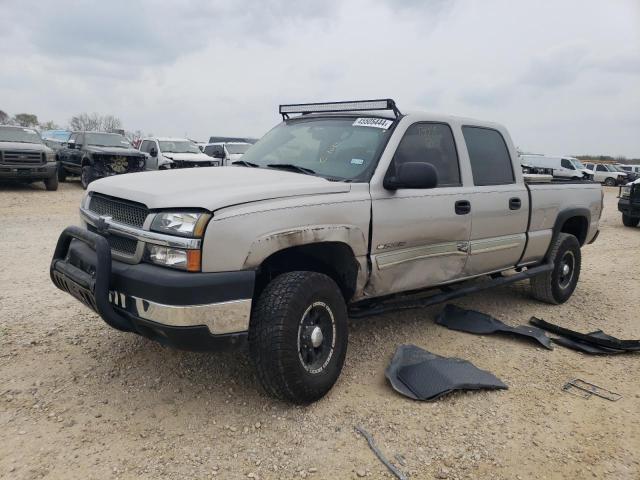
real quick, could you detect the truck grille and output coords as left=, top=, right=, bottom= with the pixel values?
left=88, top=194, right=149, bottom=228
left=1, top=150, right=45, bottom=165
left=87, top=225, right=139, bottom=256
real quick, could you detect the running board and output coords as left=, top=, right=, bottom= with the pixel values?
left=348, top=263, right=554, bottom=318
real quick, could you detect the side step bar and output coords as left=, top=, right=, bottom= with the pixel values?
left=348, top=263, right=554, bottom=318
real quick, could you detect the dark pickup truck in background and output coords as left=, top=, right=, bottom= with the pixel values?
left=57, top=131, right=146, bottom=189
left=0, top=125, right=58, bottom=190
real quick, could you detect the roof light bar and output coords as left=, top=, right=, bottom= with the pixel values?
left=279, top=99, right=401, bottom=119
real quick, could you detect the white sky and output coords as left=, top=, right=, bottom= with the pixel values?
left=1, top=0, right=639, bottom=156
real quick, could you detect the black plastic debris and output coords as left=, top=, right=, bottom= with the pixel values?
left=435, top=304, right=553, bottom=350
left=552, top=330, right=627, bottom=354
left=530, top=317, right=640, bottom=352
left=385, top=344, right=507, bottom=401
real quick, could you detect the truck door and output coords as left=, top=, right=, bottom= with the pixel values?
left=460, top=126, right=529, bottom=276
left=369, top=122, right=472, bottom=296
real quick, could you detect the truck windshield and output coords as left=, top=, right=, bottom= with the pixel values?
left=159, top=140, right=200, bottom=154
left=42, top=130, right=71, bottom=142
left=84, top=133, right=131, bottom=148
left=0, top=126, right=42, bottom=144
left=239, top=117, right=393, bottom=181
left=571, top=159, right=585, bottom=169
left=226, top=143, right=250, bottom=155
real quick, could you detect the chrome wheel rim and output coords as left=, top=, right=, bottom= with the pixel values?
left=297, top=302, right=336, bottom=374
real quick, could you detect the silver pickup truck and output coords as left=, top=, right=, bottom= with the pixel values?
left=50, top=99, right=602, bottom=403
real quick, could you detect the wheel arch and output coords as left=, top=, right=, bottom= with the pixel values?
left=549, top=208, right=590, bottom=252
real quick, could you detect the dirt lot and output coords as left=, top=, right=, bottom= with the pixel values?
left=0, top=181, right=638, bottom=480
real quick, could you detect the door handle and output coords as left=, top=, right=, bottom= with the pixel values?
left=455, top=200, right=471, bottom=215
left=509, top=197, right=522, bottom=210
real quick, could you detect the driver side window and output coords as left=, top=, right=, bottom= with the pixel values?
left=391, top=123, right=461, bottom=187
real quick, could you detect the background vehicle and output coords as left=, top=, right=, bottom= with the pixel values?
left=208, top=136, right=258, bottom=144
left=41, top=130, right=71, bottom=151
left=583, top=163, right=626, bottom=186
left=203, top=141, right=251, bottom=165
left=618, top=179, right=640, bottom=227
left=0, top=125, right=58, bottom=190
left=618, top=164, right=640, bottom=176
left=50, top=99, right=602, bottom=404
left=611, top=164, right=638, bottom=182
left=139, top=137, right=221, bottom=170
left=57, top=131, right=146, bottom=189
left=520, top=154, right=591, bottom=180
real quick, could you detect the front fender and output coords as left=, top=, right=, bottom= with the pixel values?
left=243, top=224, right=367, bottom=269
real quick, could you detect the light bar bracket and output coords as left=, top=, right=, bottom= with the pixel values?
left=279, top=99, right=401, bottom=120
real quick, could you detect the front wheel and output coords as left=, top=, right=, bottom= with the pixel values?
left=604, top=177, right=616, bottom=186
left=530, top=233, right=581, bottom=304
left=44, top=173, right=59, bottom=191
left=622, top=214, right=639, bottom=227
left=249, top=271, right=348, bottom=404
left=80, top=165, right=95, bottom=189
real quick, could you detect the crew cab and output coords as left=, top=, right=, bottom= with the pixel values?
left=57, top=131, right=146, bottom=189
left=50, top=99, right=602, bottom=404
left=139, top=137, right=221, bottom=170
left=583, top=163, right=627, bottom=186
left=202, top=141, right=251, bottom=166
left=0, top=125, right=58, bottom=190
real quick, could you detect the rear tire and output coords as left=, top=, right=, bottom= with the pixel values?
left=44, top=173, right=58, bottom=191
left=81, top=165, right=94, bottom=189
left=622, top=214, right=639, bottom=227
left=249, top=271, right=348, bottom=404
left=530, top=233, right=581, bottom=304
left=604, top=177, right=616, bottom=186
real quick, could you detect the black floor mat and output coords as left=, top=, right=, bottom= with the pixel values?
left=435, top=304, right=553, bottom=350
left=385, top=344, right=507, bottom=401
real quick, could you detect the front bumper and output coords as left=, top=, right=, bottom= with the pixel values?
left=618, top=198, right=640, bottom=218
left=0, top=161, right=57, bottom=179
left=50, top=226, right=255, bottom=351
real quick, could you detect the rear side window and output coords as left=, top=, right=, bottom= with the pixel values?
left=392, top=122, right=461, bottom=186
left=462, top=126, right=514, bottom=186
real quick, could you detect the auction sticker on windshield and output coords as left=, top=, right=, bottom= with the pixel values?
left=352, top=118, right=393, bottom=129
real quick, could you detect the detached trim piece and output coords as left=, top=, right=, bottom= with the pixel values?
left=530, top=317, right=640, bottom=352
left=375, top=241, right=464, bottom=270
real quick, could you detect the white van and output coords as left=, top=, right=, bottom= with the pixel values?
left=520, top=154, right=591, bottom=180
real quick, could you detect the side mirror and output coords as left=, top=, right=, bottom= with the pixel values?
left=149, top=147, right=158, bottom=157
left=384, top=162, right=438, bottom=190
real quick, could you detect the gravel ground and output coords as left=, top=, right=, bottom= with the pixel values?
left=1, top=181, right=639, bottom=480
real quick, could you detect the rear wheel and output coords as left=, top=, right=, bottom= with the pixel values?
left=622, top=214, right=639, bottom=227
left=80, top=165, right=94, bottom=189
left=44, top=173, right=59, bottom=191
left=249, top=271, right=348, bottom=404
left=604, top=177, right=616, bottom=186
left=530, top=233, right=581, bottom=304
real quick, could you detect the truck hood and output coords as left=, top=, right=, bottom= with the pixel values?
left=162, top=152, right=212, bottom=162
left=0, top=141, right=50, bottom=152
left=85, top=145, right=144, bottom=156
left=88, top=166, right=351, bottom=210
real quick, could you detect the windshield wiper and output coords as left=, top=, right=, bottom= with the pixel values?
left=231, top=160, right=260, bottom=167
left=267, top=163, right=316, bottom=175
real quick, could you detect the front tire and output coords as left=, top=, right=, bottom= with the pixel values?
left=604, top=177, right=616, bottom=186
left=530, top=233, right=581, bottom=304
left=622, top=214, right=639, bottom=227
left=249, top=271, right=348, bottom=404
left=80, top=165, right=94, bottom=189
left=44, top=173, right=59, bottom=191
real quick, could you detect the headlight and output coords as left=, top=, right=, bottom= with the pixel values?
left=150, top=212, right=210, bottom=237
left=621, top=186, right=631, bottom=198
left=46, top=151, right=56, bottom=162
left=146, top=245, right=201, bottom=272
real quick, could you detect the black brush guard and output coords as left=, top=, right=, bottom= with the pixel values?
left=50, top=226, right=133, bottom=332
